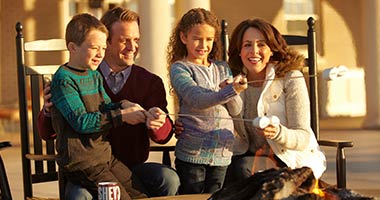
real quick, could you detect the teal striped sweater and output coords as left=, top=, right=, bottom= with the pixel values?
left=51, top=64, right=123, bottom=171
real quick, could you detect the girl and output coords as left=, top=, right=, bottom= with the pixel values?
left=166, top=8, right=247, bottom=194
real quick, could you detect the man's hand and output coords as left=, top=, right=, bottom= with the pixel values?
left=43, top=81, right=53, bottom=112
left=174, top=120, right=184, bottom=138
left=121, top=102, right=147, bottom=125
left=145, top=107, right=166, bottom=131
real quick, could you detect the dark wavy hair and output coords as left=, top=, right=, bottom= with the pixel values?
left=228, top=18, right=304, bottom=77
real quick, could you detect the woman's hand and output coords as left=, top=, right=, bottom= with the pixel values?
left=256, top=124, right=280, bottom=139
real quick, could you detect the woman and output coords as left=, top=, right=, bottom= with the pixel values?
left=224, top=18, right=326, bottom=186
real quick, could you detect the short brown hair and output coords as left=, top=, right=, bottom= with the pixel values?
left=65, top=13, right=108, bottom=47
left=100, top=7, right=140, bottom=41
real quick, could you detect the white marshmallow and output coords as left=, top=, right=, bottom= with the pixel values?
left=252, top=116, right=270, bottom=129
left=322, top=65, right=349, bottom=81
left=269, top=115, right=280, bottom=126
left=252, top=115, right=280, bottom=128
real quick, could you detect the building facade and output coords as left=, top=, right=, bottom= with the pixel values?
left=1, top=0, right=379, bottom=129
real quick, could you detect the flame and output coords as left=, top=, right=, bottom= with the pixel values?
left=312, top=179, right=325, bottom=197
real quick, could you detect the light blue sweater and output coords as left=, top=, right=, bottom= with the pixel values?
left=170, top=60, right=242, bottom=166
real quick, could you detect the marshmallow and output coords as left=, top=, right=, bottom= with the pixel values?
left=252, top=115, right=280, bottom=128
left=269, top=115, right=280, bottom=126
left=322, top=65, right=349, bottom=81
left=253, top=116, right=270, bottom=129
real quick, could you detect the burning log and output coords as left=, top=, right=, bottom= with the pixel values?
left=209, top=167, right=378, bottom=200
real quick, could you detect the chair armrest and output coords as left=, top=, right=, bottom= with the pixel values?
left=318, top=139, right=354, bottom=149
left=318, top=139, right=354, bottom=189
left=25, top=154, right=57, bottom=161
left=149, top=145, right=175, bottom=152
left=150, top=145, right=175, bottom=166
left=0, top=141, right=12, bottom=150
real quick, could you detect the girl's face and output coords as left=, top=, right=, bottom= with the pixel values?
left=180, top=23, right=215, bottom=66
left=240, top=27, right=273, bottom=75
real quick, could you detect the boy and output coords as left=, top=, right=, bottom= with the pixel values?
left=50, top=13, right=147, bottom=199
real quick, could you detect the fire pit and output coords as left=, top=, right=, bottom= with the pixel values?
left=209, top=167, right=378, bottom=200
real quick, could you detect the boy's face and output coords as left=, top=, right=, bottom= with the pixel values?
left=73, top=29, right=107, bottom=71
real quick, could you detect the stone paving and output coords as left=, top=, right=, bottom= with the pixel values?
left=1, top=117, right=380, bottom=199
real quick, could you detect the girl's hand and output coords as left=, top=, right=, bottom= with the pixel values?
left=232, top=74, right=248, bottom=94
left=219, top=78, right=233, bottom=89
left=174, top=120, right=184, bottom=138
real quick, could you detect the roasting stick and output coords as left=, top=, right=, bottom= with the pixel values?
left=164, top=74, right=322, bottom=125
left=165, top=113, right=253, bottom=123
left=244, top=74, right=317, bottom=84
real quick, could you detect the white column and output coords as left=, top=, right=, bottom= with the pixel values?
left=362, top=0, right=380, bottom=128
left=137, top=0, right=174, bottom=114
left=174, top=0, right=210, bottom=20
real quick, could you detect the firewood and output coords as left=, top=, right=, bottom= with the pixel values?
left=209, top=167, right=316, bottom=200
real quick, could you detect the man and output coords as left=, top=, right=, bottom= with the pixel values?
left=38, top=7, right=179, bottom=198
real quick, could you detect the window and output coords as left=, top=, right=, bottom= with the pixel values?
left=283, top=0, right=318, bottom=35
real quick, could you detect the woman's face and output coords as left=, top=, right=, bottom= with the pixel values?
left=240, top=27, right=272, bottom=75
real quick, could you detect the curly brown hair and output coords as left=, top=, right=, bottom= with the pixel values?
left=166, top=8, right=222, bottom=67
left=228, top=18, right=304, bottom=77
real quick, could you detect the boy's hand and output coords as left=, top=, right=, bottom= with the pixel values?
left=120, top=100, right=135, bottom=109
left=43, top=81, right=53, bottom=113
left=121, top=103, right=147, bottom=125
left=145, top=107, right=166, bottom=131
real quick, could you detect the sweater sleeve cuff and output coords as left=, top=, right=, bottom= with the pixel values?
left=43, top=106, right=51, bottom=118
left=150, top=117, right=173, bottom=144
left=109, top=109, right=123, bottom=128
left=220, top=84, right=239, bottom=99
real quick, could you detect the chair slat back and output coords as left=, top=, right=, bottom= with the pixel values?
left=283, top=17, right=319, bottom=139
left=16, top=22, right=65, bottom=199
left=25, top=39, right=67, bottom=52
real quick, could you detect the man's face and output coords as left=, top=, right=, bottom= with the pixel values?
left=105, top=21, right=140, bottom=71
